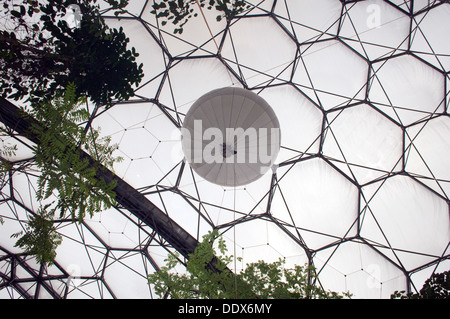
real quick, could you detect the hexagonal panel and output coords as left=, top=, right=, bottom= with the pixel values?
left=118, top=127, right=159, bottom=160
left=339, top=0, right=410, bottom=61
left=410, top=4, right=450, bottom=72
left=360, top=175, right=450, bottom=271
left=221, top=16, right=297, bottom=87
left=259, top=85, right=323, bottom=162
left=159, top=58, right=237, bottom=116
left=274, top=0, right=341, bottom=43
left=405, top=116, right=450, bottom=199
left=368, top=55, right=445, bottom=126
left=323, top=103, right=403, bottom=185
left=271, top=158, right=359, bottom=250
left=293, top=39, right=368, bottom=109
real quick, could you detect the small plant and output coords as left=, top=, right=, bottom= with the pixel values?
left=12, top=205, right=63, bottom=266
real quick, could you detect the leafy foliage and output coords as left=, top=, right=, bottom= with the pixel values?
left=148, top=230, right=352, bottom=299
left=26, top=83, right=122, bottom=223
left=0, top=0, right=143, bottom=105
left=6, top=83, right=122, bottom=265
left=151, top=0, right=251, bottom=34
left=391, top=270, right=450, bottom=299
left=12, top=205, right=63, bottom=265
left=0, top=142, right=18, bottom=158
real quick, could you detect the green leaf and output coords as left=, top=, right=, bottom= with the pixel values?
left=10, top=10, right=22, bottom=18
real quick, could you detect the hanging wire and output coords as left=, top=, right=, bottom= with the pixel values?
left=194, top=0, right=236, bottom=86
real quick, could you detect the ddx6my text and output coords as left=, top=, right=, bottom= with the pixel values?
left=222, top=303, right=272, bottom=314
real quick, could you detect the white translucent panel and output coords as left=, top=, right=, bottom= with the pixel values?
left=54, top=223, right=108, bottom=277
left=177, top=165, right=272, bottom=225
left=0, top=203, right=29, bottom=254
left=259, top=85, right=323, bottom=162
left=245, top=0, right=274, bottom=12
left=361, top=176, right=450, bottom=270
left=159, top=58, right=237, bottom=115
left=274, top=0, right=341, bottom=43
left=145, top=191, right=211, bottom=240
left=315, top=241, right=407, bottom=298
left=221, top=218, right=310, bottom=270
left=405, top=116, right=450, bottom=199
left=10, top=170, right=41, bottom=212
left=369, top=55, right=445, bottom=125
left=411, top=4, right=450, bottom=71
left=221, top=16, right=296, bottom=86
left=121, top=158, right=170, bottom=189
left=66, top=279, right=114, bottom=299
left=43, top=279, right=69, bottom=298
left=340, top=0, right=410, bottom=60
left=0, top=287, right=18, bottom=299
left=97, top=0, right=138, bottom=14
left=323, top=104, right=403, bottom=184
left=92, top=101, right=183, bottom=188
left=96, top=102, right=163, bottom=132
left=179, top=168, right=234, bottom=209
left=91, top=104, right=159, bottom=181
left=146, top=245, right=178, bottom=270
left=293, top=40, right=368, bottom=109
left=118, top=127, right=159, bottom=160
left=102, top=0, right=146, bottom=17
left=411, top=0, right=440, bottom=13
left=143, top=115, right=185, bottom=184
left=84, top=208, right=141, bottom=249
left=104, top=251, right=152, bottom=298
left=37, top=282, right=60, bottom=299
left=387, top=0, right=411, bottom=13
left=272, top=158, right=359, bottom=250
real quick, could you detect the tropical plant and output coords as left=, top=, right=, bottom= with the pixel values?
left=11, top=205, right=63, bottom=265
left=148, top=230, right=352, bottom=299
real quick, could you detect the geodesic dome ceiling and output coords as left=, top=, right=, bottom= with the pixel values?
left=1, top=0, right=450, bottom=299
